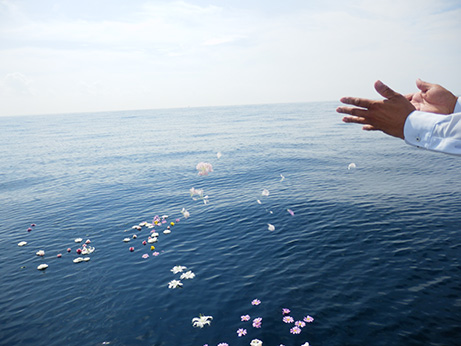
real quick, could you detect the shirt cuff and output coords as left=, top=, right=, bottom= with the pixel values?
left=454, top=97, right=461, bottom=113
left=404, top=111, right=440, bottom=148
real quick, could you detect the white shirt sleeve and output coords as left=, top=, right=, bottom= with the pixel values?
left=404, top=97, right=461, bottom=156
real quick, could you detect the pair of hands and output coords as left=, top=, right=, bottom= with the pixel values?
left=336, top=79, right=458, bottom=139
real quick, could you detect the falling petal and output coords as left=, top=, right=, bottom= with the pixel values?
left=267, top=224, right=275, bottom=231
left=217, top=152, right=222, bottom=159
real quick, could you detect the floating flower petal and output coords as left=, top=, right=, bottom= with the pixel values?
left=217, top=152, right=222, bottom=159
left=192, top=314, right=213, bottom=328
left=295, top=320, right=306, bottom=328
left=37, top=264, right=48, bottom=270
left=168, top=280, right=183, bottom=289
left=180, top=271, right=195, bottom=280
left=18, top=241, right=27, bottom=247
left=251, top=299, right=261, bottom=305
left=181, top=208, right=190, bottom=219
left=280, top=174, right=285, bottom=182
left=283, top=316, right=294, bottom=323
left=241, top=315, right=250, bottom=321
left=142, top=254, right=149, bottom=259
left=267, top=224, right=275, bottom=231
left=171, top=265, right=187, bottom=274
left=237, top=328, right=247, bottom=337
left=290, top=326, right=301, bottom=334
left=74, top=238, right=83, bottom=243
left=282, top=308, right=291, bottom=315
left=261, top=189, right=269, bottom=196
left=250, top=339, right=263, bottom=346
left=36, top=250, right=45, bottom=256
left=196, top=162, right=213, bottom=176
left=252, top=317, right=262, bottom=328
left=348, top=162, right=357, bottom=170
left=303, top=315, right=314, bottom=323
left=287, top=209, right=295, bottom=216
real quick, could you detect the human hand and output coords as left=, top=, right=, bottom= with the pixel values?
left=405, top=79, right=457, bottom=114
left=336, top=80, right=416, bottom=139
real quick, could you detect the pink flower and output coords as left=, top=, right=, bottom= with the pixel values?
left=304, top=315, right=314, bottom=323
left=290, top=326, right=302, bottom=334
left=282, top=308, right=291, bottom=315
left=241, top=315, right=251, bottom=321
left=283, top=316, right=294, bottom=323
left=295, top=320, right=306, bottom=328
left=237, top=328, right=247, bottom=337
left=196, top=162, right=213, bottom=176
left=251, top=299, right=261, bottom=305
left=142, top=254, right=149, bottom=259
left=152, top=252, right=160, bottom=256
left=252, top=317, right=262, bottom=328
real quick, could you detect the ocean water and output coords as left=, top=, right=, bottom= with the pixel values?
left=0, top=102, right=460, bottom=346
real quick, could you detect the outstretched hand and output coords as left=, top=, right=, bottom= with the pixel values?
left=336, top=80, right=416, bottom=139
left=405, top=79, right=457, bottom=115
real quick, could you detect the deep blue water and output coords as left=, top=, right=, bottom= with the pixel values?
left=0, top=102, right=460, bottom=346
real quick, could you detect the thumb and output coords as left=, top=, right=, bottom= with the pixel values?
left=374, top=80, right=399, bottom=99
left=416, top=78, right=432, bottom=93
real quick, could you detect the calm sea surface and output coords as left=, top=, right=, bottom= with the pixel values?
left=0, top=102, right=460, bottom=346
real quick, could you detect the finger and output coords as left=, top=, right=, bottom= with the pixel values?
left=404, top=93, right=414, bottom=101
left=336, top=106, right=368, bottom=117
left=363, top=124, right=379, bottom=131
left=342, top=115, right=369, bottom=125
left=374, top=80, right=400, bottom=99
left=339, top=96, right=373, bottom=109
left=416, top=78, right=432, bottom=93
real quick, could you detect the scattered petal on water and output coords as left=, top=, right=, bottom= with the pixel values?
left=261, top=189, right=269, bottom=197
left=280, top=174, right=285, bottom=182
left=252, top=317, right=262, bottom=328
left=152, top=252, right=160, bottom=256
left=37, top=264, right=48, bottom=270
left=171, top=265, right=187, bottom=274
left=301, top=343, right=310, bottom=346
left=142, top=254, right=149, bottom=259
left=181, top=208, right=190, bottom=219
left=36, top=250, right=45, bottom=256
left=217, top=152, right=222, bottom=159
left=282, top=308, right=291, bottom=315
left=267, top=224, right=275, bottom=231
left=180, top=271, right=195, bottom=279
left=123, top=238, right=130, bottom=242
left=290, top=326, right=302, bottom=334
left=168, top=280, right=183, bottom=289
left=237, top=328, right=247, bottom=337
left=348, top=162, right=357, bottom=170
left=74, top=238, right=83, bottom=243
left=283, top=316, right=294, bottom=323
left=192, top=315, right=213, bottom=328
left=287, top=209, right=295, bottom=216
left=196, top=162, right=213, bottom=176
left=241, top=315, right=251, bottom=321
left=295, top=320, right=306, bottom=328
left=303, top=315, right=314, bottom=323
left=257, top=199, right=262, bottom=204
left=18, top=241, right=27, bottom=247
left=250, top=339, right=263, bottom=346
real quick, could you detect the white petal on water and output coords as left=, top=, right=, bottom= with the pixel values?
left=18, top=241, right=27, bottom=247
left=280, top=174, right=285, bottom=182
left=168, top=280, right=183, bottom=289
left=123, top=238, right=130, bottom=242
left=257, top=199, right=262, bottom=204
left=261, top=189, right=270, bottom=197
left=37, top=264, right=48, bottom=270
left=348, top=163, right=357, bottom=170
left=171, top=265, right=187, bottom=274
left=267, top=224, right=275, bottom=231
left=73, top=257, right=84, bottom=263
left=36, top=250, right=45, bottom=256
left=74, top=238, right=83, bottom=243
left=216, top=152, right=222, bottom=159
left=163, top=229, right=171, bottom=234
left=180, top=271, right=195, bottom=280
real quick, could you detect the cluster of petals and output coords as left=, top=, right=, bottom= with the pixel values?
left=196, top=162, right=213, bottom=176
left=167, top=280, right=182, bottom=289
left=192, top=315, right=213, bottom=328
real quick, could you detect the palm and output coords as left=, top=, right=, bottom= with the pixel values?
left=407, top=81, right=457, bottom=115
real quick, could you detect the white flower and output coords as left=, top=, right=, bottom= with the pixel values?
left=181, top=208, right=190, bottom=219
left=267, top=224, right=275, bottom=231
left=147, top=237, right=158, bottom=243
left=168, top=280, right=183, bottom=289
left=36, top=250, right=45, bottom=256
left=171, top=265, right=187, bottom=274
left=81, top=246, right=94, bottom=255
left=192, top=314, right=213, bottom=328
left=37, top=264, right=48, bottom=270
left=250, top=339, right=263, bottom=346
left=180, top=271, right=195, bottom=280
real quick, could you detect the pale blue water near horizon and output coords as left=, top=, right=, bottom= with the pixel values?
left=0, top=102, right=460, bottom=346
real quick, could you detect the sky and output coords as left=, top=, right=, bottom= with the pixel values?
left=0, top=0, right=460, bottom=116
